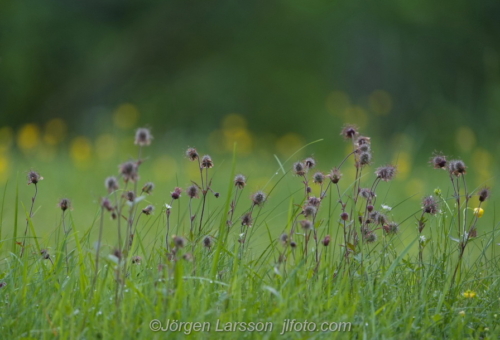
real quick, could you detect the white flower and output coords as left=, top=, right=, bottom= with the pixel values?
left=381, top=204, right=392, bottom=211
left=165, top=204, right=172, bottom=209
left=419, top=235, right=426, bottom=243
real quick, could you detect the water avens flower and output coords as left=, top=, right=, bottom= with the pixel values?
left=375, top=165, right=397, bottom=182
left=134, top=127, right=153, bottom=146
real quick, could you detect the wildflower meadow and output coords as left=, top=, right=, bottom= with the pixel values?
left=0, top=123, right=499, bottom=340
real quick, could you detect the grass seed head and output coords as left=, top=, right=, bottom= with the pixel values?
left=105, top=176, right=119, bottom=193
left=119, top=161, right=139, bottom=183
left=59, top=198, right=70, bottom=211
left=303, top=205, right=317, bottom=217
left=234, top=174, right=247, bottom=189
left=430, top=153, right=447, bottom=169
left=293, top=161, right=307, bottom=176
left=328, top=167, right=342, bottom=184
left=478, top=187, right=490, bottom=202
left=142, top=182, right=155, bottom=194
left=341, top=124, right=359, bottom=140
left=251, top=191, right=266, bottom=206
left=448, top=160, right=467, bottom=177
left=375, top=165, right=397, bottom=182
left=186, top=147, right=199, bottom=161
left=27, top=170, right=42, bottom=185
left=171, top=187, right=182, bottom=200
left=300, top=220, right=313, bottom=230
left=422, top=196, right=439, bottom=214
left=142, top=205, right=154, bottom=215
left=203, top=236, right=213, bottom=248
left=201, top=155, right=214, bottom=168
left=322, top=235, right=331, bottom=246
left=134, top=127, right=153, bottom=146
left=313, top=172, right=325, bottom=184
left=187, top=185, right=199, bottom=199
left=304, top=157, right=316, bottom=169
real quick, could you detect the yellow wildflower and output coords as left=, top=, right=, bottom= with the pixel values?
left=473, top=208, right=484, bottom=218
left=462, top=290, right=476, bottom=298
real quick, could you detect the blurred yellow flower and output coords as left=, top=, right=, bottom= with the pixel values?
left=0, top=155, right=9, bottom=184
left=276, top=133, right=305, bottom=158
left=43, top=119, right=67, bottom=146
left=326, top=91, right=350, bottom=117
left=95, top=134, right=117, bottom=160
left=17, top=124, right=40, bottom=151
left=473, top=208, right=484, bottom=218
left=0, top=126, right=13, bottom=153
left=70, top=136, right=92, bottom=167
left=369, top=90, right=392, bottom=116
left=456, top=126, right=476, bottom=153
left=153, top=155, right=178, bottom=182
left=462, top=290, right=476, bottom=298
left=113, top=103, right=139, bottom=129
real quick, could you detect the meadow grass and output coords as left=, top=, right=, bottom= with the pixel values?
left=0, top=125, right=499, bottom=340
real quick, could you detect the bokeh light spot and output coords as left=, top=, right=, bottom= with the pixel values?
left=70, top=136, right=92, bottom=166
left=472, top=147, right=493, bottom=187
left=393, top=152, right=411, bottom=180
left=95, top=134, right=118, bottom=161
left=113, top=104, right=139, bottom=129
left=456, top=126, right=476, bottom=152
left=222, top=113, right=247, bottom=130
left=369, top=90, right=392, bottom=115
left=0, top=126, right=13, bottom=153
left=153, top=155, right=178, bottom=183
left=43, top=119, right=67, bottom=146
left=326, top=91, right=350, bottom=117
left=0, top=155, right=10, bottom=183
left=37, top=145, right=56, bottom=162
left=276, top=133, right=305, bottom=158
left=17, top=124, right=40, bottom=151
left=342, top=106, right=368, bottom=128
left=405, top=178, right=424, bottom=200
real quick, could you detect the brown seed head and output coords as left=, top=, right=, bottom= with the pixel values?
left=186, top=147, right=199, bottom=161
left=187, top=185, right=199, bottom=199
left=142, top=205, right=154, bottom=215
left=142, top=182, right=155, bottom=194
left=171, top=187, right=182, bottom=200
left=134, top=127, right=153, bottom=146
left=234, top=174, right=247, bottom=189
left=448, top=160, right=467, bottom=177
left=328, top=168, right=342, bottom=184
left=375, top=165, right=397, bottom=182
left=59, top=198, right=70, bottom=212
left=27, top=170, right=42, bottom=185
left=201, top=155, right=214, bottom=168
left=105, top=176, right=119, bottom=193
left=293, top=161, right=307, bottom=176
left=304, top=157, right=316, bottom=169
left=251, top=191, right=266, bottom=206
left=430, top=154, right=447, bottom=169
left=322, top=235, right=331, bottom=246
left=300, top=220, right=313, bottom=231
left=422, top=196, right=439, bottom=214
left=341, top=124, right=359, bottom=140
left=119, top=161, right=139, bottom=182
left=313, top=172, right=325, bottom=184
left=478, top=187, right=490, bottom=202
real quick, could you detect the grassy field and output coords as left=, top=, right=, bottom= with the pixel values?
left=0, top=124, right=499, bottom=339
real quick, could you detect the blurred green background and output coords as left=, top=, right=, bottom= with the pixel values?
left=0, top=0, right=499, bottom=249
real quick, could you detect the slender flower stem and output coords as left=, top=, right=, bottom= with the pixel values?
left=113, top=190, right=122, bottom=251
left=62, top=210, right=70, bottom=275
left=20, top=183, right=38, bottom=258
left=91, top=207, right=105, bottom=299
